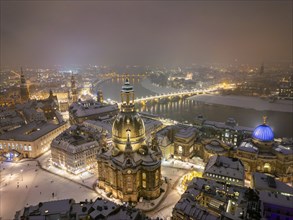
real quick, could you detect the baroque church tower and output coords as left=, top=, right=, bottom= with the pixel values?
left=71, top=74, right=78, bottom=103
left=20, top=67, right=30, bottom=102
left=96, top=79, right=162, bottom=202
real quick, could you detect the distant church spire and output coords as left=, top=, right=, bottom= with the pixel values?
left=260, top=63, right=264, bottom=75
left=71, top=74, right=77, bottom=103
left=97, top=89, right=104, bottom=103
left=20, top=67, right=30, bottom=102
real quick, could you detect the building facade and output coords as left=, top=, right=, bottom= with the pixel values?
left=195, top=138, right=233, bottom=163
left=15, top=197, right=149, bottom=220
left=0, top=121, right=68, bottom=160
left=51, top=124, right=105, bottom=174
left=203, top=155, right=245, bottom=187
left=195, top=116, right=253, bottom=147
left=173, top=125, right=197, bottom=160
left=233, top=118, right=293, bottom=182
left=173, top=177, right=261, bottom=220
left=96, top=79, right=162, bottom=202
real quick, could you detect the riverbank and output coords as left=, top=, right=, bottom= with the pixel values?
left=141, top=78, right=181, bottom=94
left=188, top=94, right=293, bottom=113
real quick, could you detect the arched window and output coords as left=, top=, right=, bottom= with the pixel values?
left=263, top=163, right=271, bottom=173
left=178, top=146, right=183, bottom=154
left=127, top=176, right=132, bottom=192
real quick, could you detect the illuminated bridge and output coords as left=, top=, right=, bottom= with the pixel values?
left=118, top=88, right=218, bottom=105
left=99, top=73, right=147, bottom=79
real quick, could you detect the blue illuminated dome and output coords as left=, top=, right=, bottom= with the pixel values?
left=252, top=124, right=274, bottom=142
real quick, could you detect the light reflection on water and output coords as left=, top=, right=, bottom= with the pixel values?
left=97, top=78, right=292, bottom=138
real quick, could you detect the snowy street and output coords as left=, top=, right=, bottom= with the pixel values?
left=0, top=160, right=98, bottom=220
left=0, top=151, right=201, bottom=220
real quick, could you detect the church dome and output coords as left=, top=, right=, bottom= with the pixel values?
left=252, top=124, right=274, bottom=142
left=112, top=79, right=146, bottom=152
left=112, top=112, right=145, bottom=151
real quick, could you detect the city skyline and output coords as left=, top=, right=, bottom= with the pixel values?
left=1, top=0, right=292, bottom=67
left=0, top=1, right=292, bottom=219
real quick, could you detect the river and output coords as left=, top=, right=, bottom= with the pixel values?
left=96, top=77, right=292, bottom=138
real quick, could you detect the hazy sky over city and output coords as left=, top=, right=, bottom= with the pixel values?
left=1, top=1, right=292, bottom=66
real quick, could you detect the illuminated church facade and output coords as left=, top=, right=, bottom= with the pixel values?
left=96, top=79, right=162, bottom=202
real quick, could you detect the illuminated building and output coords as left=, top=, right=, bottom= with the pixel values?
left=203, top=155, right=245, bottom=187
left=0, top=93, right=21, bottom=107
left=15, top=198, right=149, bottom=220
left=51, top=123, right=106, bottom=174
left=173, top=201, right=218, bottom=220
left=69, top=100, right=119, bottom=124
left=251, top=172, right=293, bottom=196
left=0, top=109, right=25, bottom=134
left=259, top=191, right=293, bottom=220
left=15, top=91, right=59, bottom=121
left=278, top=74, right=293, bottom=99
left=20, top=67, right=30, bottom=103
left=0, top=120, right=68, bottom=160
left=174, top=125, right=197, bottom=160
left=173, top=177, right=261, bottom=220
left=156, top=125, right=174, bottom=159
left=0, top=96, right=67, bottom=160
left=156, top=124, right=197, bottom=160
left=195, top=139, right=233, bottom=162
left=195, top=116, right=253, bottom=146
left=96, top=79, right=162, bottom=202
left=234, top=117, right=293, bottom=182
left=38, top=90, right=59, bottom=120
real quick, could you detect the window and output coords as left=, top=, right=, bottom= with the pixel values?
left=127, top=176, right=132, bottom=192
left=142, top=172, right=147, bottom=188
left=189, top=146, right=193, bottom=153
left=155, top=170, right=159, bottom=186
left=178, top=146, right=183, bottom=154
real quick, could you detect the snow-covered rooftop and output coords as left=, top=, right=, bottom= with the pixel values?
left=252, top=172, right=293, bottom=195
left=0, top=121, right=67, bottom=142
left=204, top=155, right=245, bottom=181
left=70, top=101, right=118, bottom=118
left=259, top=191, right=293, bottom=208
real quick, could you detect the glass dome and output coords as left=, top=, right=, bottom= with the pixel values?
left=252, top=124, right=274, bottom=142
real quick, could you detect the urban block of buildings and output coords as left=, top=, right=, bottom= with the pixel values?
left=156, top=115, right=293, bottom=183
left=69, top=99, right=119, bottom=124
left=51, top=123, right=107, bottom=174
left=0, top=90, right=68, bottom=160
left=173, top=177, right=261, bottom=220
left=202, top=155, right=245, bottom=187
left=14, top=197, right=149, bottom=220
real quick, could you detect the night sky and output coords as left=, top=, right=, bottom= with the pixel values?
left=1, top=1, right=292, bottom=66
